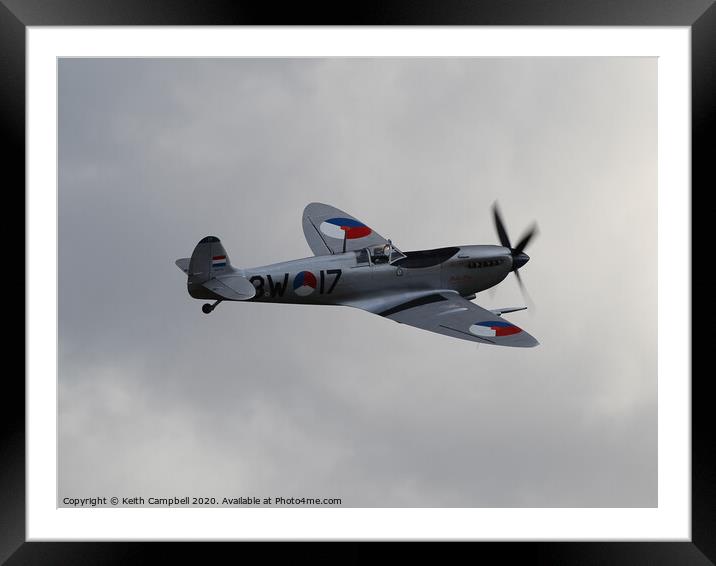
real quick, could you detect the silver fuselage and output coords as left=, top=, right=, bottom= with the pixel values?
left=229, top=245, right=513, bottom=307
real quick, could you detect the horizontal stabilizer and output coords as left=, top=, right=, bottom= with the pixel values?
left=489, top=306, right=527, bottom=316
left=175, top=258, right=190, bottom=273
left=201, top=275, right=256, bottom=301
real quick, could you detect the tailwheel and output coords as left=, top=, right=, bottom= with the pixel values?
left=202, top=299, right=223, bottom=314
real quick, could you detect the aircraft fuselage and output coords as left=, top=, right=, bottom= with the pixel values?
left=216, top=245, right=514, bottom=307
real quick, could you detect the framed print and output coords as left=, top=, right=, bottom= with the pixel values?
left=6, top=1, right=712, bottom=563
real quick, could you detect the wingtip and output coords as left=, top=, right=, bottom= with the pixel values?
left=303, top=201, right=332, bottom=218
left=514, top=333, right=539, bottom=348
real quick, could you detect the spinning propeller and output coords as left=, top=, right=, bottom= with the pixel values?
left=492, top=202, right=538, bottom=306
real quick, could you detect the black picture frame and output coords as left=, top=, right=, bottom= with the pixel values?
left=5, top=1, right=712, bottom=563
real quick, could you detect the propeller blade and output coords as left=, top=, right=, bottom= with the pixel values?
left=514, top=224, right=538, bottom=254
left=492, top=203, right=512, bottom=249
left=490, top=203, right=537, bottom=312
left=513, top=270, right=535, bottom=312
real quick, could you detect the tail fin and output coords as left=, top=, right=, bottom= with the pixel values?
left=179, top=236, right=234, bottom=300
left=188, top=236, right=232, bottom=285
left=177, top=236, right=256, bottom=302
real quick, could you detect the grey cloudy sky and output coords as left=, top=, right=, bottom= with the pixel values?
left=58, top=57, right=656, bottom=507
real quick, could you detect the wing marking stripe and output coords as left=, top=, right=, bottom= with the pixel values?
left=379, top=294, right=447, bottom=317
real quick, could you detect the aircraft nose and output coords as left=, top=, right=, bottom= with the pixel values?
left=512, top=251, right=530, bottom=270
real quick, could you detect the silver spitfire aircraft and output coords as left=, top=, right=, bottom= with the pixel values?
left=176, top=203, right=539, bottom=347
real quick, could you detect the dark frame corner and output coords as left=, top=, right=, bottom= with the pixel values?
left=6, top=0, right=713, bottom=563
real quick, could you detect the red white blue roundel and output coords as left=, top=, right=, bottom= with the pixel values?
left=293, top=271, right=317, bottom=296
left=469, top=320, right=522, bottom=337
left=319, top=217, right=372, bottom=240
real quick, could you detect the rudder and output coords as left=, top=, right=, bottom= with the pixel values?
left=187, top=236, right=233, bottom=298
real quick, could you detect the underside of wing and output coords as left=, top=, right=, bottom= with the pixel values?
left=302, top=202, right=388, bottom=255
left=374, top=291, right=538, bottom=347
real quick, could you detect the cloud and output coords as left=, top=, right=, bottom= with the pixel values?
left=58, top=57, right=656, bottom=507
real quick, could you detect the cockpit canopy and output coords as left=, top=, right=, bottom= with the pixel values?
left=356, top=240, right=406, bottom=265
